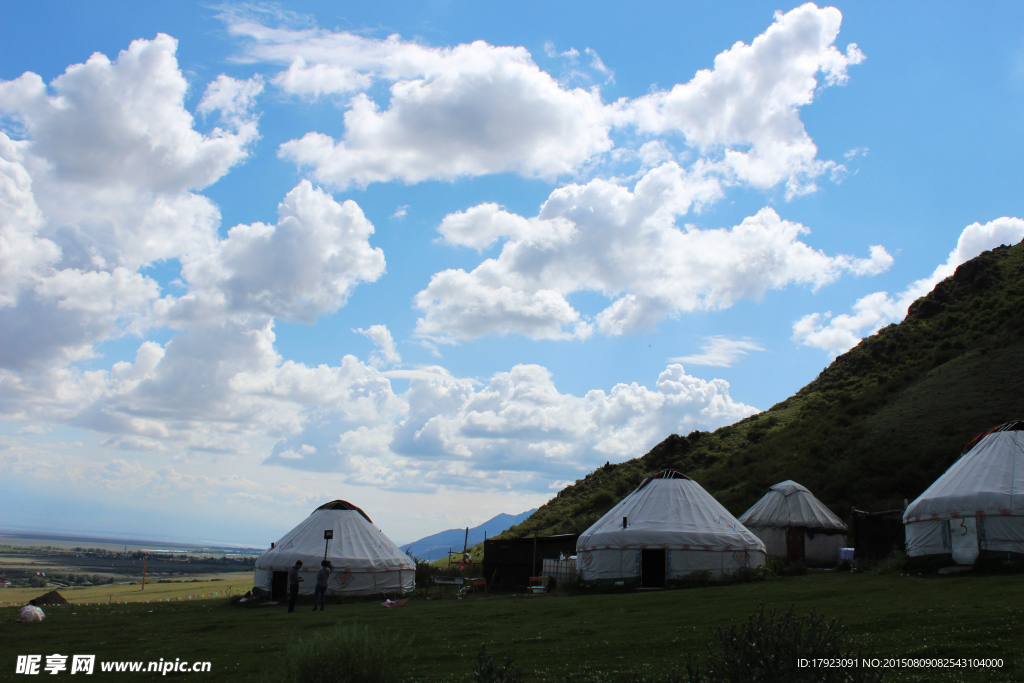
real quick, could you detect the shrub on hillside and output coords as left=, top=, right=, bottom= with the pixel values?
left=265, top=626, right=406, bottom=683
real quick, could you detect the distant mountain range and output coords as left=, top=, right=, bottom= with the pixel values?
left=400, top=510, right=537, bottom=561
left=501, top=239, right=1024, bottom=539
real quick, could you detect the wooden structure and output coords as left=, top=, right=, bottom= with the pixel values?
left=851, top=508, right=906, bottom=563
left=432, top=575, right=463, bottom=598
left=483, top=534, right=579, bottom=591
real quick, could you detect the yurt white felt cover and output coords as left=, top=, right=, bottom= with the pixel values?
left=576, top=470, right=765, bottom=582
left=254, top=501, right=414, bottom=596
left=738, top=480, right=847, bottom=566
left=904, top=422, right=1024, bottom=561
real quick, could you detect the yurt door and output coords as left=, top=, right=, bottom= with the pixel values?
left=271, top=571, right=288, bottom=600
left=949, top=517, right=979, bottom=565
left=641, top=549, right=666, bottom=588
left=786, top=528, right=805, bottom=564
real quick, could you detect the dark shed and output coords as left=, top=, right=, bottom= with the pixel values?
left=483, top=534, right=579, bottom=590
left=851, top=508, right=906, bottom=563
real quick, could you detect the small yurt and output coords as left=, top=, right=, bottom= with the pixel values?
left=254, top=500, right=414, bottom=598
left=738, top=481, right=848, bottom=567
left=576, top=469, right=765, bottom=586
left=904, top=421, right=1024, bottom=565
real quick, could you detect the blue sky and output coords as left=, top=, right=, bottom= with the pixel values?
left=1, top=2, right=1022, bottom=547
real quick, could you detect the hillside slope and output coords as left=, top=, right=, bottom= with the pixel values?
left=502, top=240, right=1024, bottom=539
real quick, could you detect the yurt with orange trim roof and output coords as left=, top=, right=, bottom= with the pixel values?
left=575, top=470, right=765, bottom=586
left=904, top=421, right=1024, bottom=565
left=254, top=500, right=414, bottom=598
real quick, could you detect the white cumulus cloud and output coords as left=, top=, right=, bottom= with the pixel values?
left=355, top=324, right=401, bottom=368
left=276, top=40, right=612, bottom=189
left=0, top=34, right=263, bottom=371
left=616, top=3, right=864, bottom=198
left=229, top=3, right=860, bottom=197
left=416, top=163, right=891, bottom=341
left=197, top=74, right=265, bottom=126
left=170, top=180, right=385, bottom=325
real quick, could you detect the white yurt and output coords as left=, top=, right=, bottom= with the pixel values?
left=738, top=480, right=848, bottom=567
left=254, top=500, right=415, bottom=597
left=576, top=469, right=765, bottom=585
left=904, top=421, right=1024, bottom=565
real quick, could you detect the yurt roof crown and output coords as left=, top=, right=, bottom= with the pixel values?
left=959, top=420, right=1024, bottom=455
left=314, top=500, right=372, bottom=522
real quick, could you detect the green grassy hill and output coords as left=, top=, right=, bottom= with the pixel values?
left=502, top=240, right=1024, bottom=538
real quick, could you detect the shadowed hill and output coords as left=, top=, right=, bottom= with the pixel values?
left=501, top=239, right=1024, bottom=539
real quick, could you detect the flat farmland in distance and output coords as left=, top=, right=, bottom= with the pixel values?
left=0, top=573, right=252, bottom=606
left=0, top=535, right=258, bottom=599
left=0, top=533, right=262, bottom=556
left=0, top=550, right=251, bottom=578
left=2, top=572, right=1022, bottom=682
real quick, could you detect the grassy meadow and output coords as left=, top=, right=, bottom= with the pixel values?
left=2, top=571, right=1021, bottom=682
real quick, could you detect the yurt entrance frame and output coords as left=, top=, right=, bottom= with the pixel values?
left=640, top=549, right=666, bottom=587
left=271, top=571, right=288, bottom=600
left=786, top=528, right=805, bottom=563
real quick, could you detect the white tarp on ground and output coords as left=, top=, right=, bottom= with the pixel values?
left=576, top=474, right=765, bottom=581
left=254, top=505, right=414, bottom=596
left=738, top=480, right=847, bottom=566
left=904, top=430, right=1024, bottom=558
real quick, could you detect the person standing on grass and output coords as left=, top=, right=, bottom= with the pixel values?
left=287, top=560, right=303, bottom=613
left=313, top=560, right=332, bottom=611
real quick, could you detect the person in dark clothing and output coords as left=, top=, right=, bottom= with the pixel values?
left=313, top=560, right=332, bottom=611
left=287, top=560, right=303, bottom=612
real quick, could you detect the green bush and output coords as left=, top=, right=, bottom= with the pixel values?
left=413, top=557, right=439, bottom=588
left=265, top=625, right=406, bottom=683
left=692, top=604, right=882, bottom=683
left=471, top=646, right=522, bottom=683
left=728, top=563, right=776, bottom=584
left=760, top=556, right=806, bottom=577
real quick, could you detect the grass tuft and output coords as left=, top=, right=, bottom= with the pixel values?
left=263, top=625, right=406, bottom=683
